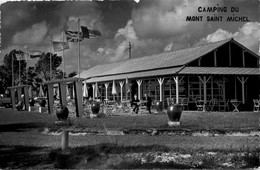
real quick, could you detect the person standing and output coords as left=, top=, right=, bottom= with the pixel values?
left=131, top=94, right=140, bottom=114
left=144, top=93, right=152, bottom=114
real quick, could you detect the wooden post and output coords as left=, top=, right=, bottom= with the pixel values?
left=214, top=50, right=217, bottom=67
left=237, top=76, right=248, bottom=104
left=173, top=77, right=179, bottom=103
left=136, top=80, right=142, bottom=100
left=157, top=78, right=164, bottom=102
left=17, top=88, right=22, bottom=103
left=105, top=83, right=109, bottom=100
left=59, top=82, right=67, bottom=107
left=229, top=42, right=232, bottom=66
left=23, top=86, right=29, bottom=111
left=119, top=81, right=124, bottom=102
left=74, top=80, right=83, bottom=117
left=61, top=130, right=69, bottom=151
left=92, top=84, right=95, bottom=98
left=10, top=89, right=16, bottom=109
left=198, top=76, right=211, bottom=111
left=46, top=84, right=54, bottom=114
left=242, top=49, right=245, bottom=67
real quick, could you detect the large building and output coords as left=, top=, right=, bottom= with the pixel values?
left=80, top=38, right=260, bottom=111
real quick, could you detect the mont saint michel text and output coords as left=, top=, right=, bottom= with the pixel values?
left=186, top=15, right=250, bottom=22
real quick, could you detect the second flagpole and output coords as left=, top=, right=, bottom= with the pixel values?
left=78, top=18, right=81, bottom=78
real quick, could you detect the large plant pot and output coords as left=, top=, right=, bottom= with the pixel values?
left=167, top=103, right=182, bottom=122
left=56, top=106, right=69, bottom=121
left=39, top=99, right=46, bottom=107
left=91, top=102, right=100, bottom=114
left=29, top=98, right=35, bottom=107
left=155, top=101, right=163, bottom=112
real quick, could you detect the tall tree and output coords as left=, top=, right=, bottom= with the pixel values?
left=35, top=52, right=62, bottom=82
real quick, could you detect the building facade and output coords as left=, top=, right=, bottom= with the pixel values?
left=80, top=38, right=260, bottom=111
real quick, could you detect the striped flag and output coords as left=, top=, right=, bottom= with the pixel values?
left=28, top=50, right=42, bottom=58
left=81, top=26, right=101, bottom=39
left=65, top=30, right=83, bottom=42
left=52, top=41, right=69, bottom=52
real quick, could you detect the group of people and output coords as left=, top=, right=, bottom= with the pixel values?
left=131, top=93, right=152, bottom=114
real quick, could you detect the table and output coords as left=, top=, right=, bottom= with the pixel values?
left=230, top=100, right=241, bottom=112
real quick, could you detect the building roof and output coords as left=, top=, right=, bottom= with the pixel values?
left=79, top=38, right=259, bottom=83
left=179, top=67, right=260, bottom=76
left=80, top=38, right=232, bottom=79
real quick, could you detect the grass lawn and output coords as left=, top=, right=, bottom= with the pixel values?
left=0, top=108, right=259, bottom=131
left=0, top=108, right=259, bottom=169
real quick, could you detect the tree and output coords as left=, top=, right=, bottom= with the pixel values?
left=35, top=52, right=62, bottom=82
left=68, top=71, right=77, bottom=78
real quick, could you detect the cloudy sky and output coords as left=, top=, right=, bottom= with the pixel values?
left=1, top=0, right=260, bottom=74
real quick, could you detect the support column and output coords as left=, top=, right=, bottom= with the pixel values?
left=119, top=81, right=124, bottom=102
left=105, top=83, right=109, bottom=100
left=229, top=42, right=232, bottom=66
left=242, top=49, right=245, bottom=67
left=173, top=76, right=184, bottom=103
left=46, top=83, right=54, bottom=114
left=59, top=82, right=67, bottom=107
left=136, top=79, right=142, bottom=100
left=23, top=86, right=29, bottom=111
left=10, top=89, right=16, bottom=109
left=198, top=76, right=211, bottom=111
left=237, top=76, right=248, bottom=104
left=17, top=88, right=22, bottom=103
left=92, top=84, right=95, bottom=98
left=214, top=49, right=217, bottom=67
left=74, top=80, right=83, bottom=117
left=157, top=78, right=164, bottom=102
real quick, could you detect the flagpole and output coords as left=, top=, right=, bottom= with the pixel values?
left=26, top=47, right=28, bottom=85
left=18, top=53, right=21, bottom=85
left=62, top=26, right=65, bottom=79
left=49, top=35, right=53, bottom=80
left=11, top=52, right=14, bottom=86
left=78, top=18, right=81, bottom=78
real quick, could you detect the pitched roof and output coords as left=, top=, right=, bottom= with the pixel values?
left=79, top=38, right=232, bottom=80
left=179, top=67, right=260, bottom=75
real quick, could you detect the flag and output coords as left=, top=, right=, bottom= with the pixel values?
left=28, top=50, right=42, bottom=58
left=112, top=80, right=117, bottom=95
left=15, top=52, right=26, bottom=61
left=65, top=30, right=83, bottom=42
left=52, top=41, right=69, bottom=52
left=81, top=26, right=101, bottom=39
left=126, top=77, right=130, bottom=93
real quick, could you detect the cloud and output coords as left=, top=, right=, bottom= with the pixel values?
left=197, top=22, right=260, bottom=54
left=132, top=0, right=223, bottom=39
left=12, top=21, right=48, bottom=46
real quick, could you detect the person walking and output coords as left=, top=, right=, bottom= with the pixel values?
left=144, top=93, right=152, bottom=114
left=131, top=94, right=140, bottom=114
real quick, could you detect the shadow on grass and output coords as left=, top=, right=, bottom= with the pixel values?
left=0, top=145, right=51, bottom=169
left=0, top=123, right=43, bottom=133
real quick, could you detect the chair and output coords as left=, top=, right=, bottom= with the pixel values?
left=253, top=99, right=260, bottom=112
left=219, top=100, right=229, bottom=112
left=195, top=100, right=204, bottom=111
left=181, top=98, right=189, bottom=110
left=208, top=98, right=217, bottom=112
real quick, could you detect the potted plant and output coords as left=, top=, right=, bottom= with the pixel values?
left=167, top=103, right=182, bottom=126
left=39, top=98, right=46, bottom=107
left=155, top=101, right=163, bottom=113
left=91, top=101, right=100, bottom=114
left=56, top=105, right=69, bottom=121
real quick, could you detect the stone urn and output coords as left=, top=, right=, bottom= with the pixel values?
left=167, top=103, right=182, bottom=126
left=56, top=105, right=69, bottom=121
left=39, top=99, right=46, bottom=107
left=155, top=101, right=163, bottom=112
left=91, top=102, right=100, bottom=114
left=29, top=98, right=35, bottom=107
